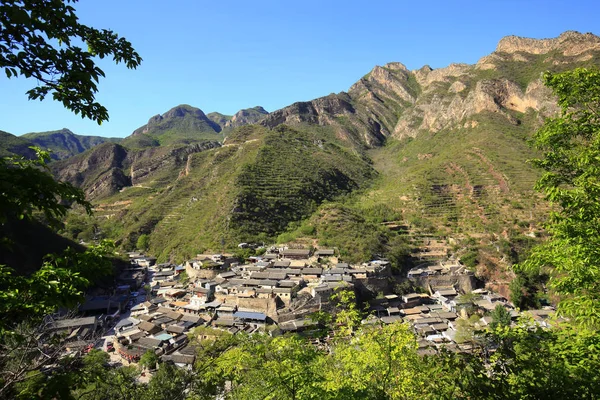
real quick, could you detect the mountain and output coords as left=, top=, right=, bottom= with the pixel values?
left=0, top=130, right=37, bottom=158
left=52, top=141, right=221, bottom=199
left=0, top=128, right=119, bottom=160
left=207, top=112, right=232, bottom=128
left=22, top=128, right=121, bottom=160
left=54, top=31, right=600, bottom=269
left=207, top=106, right=269, bottom=132
left=226, top=106, right=269, bottom=129
left=123, top=104, right=224, bottom=148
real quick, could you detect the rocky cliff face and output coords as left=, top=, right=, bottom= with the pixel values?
left=259, top=31, right=599, bottom=147
left=262, top=92, right=388, bottom=147
left=53, top=141, right=221, bottom=199
left=225, top=106, right=269, bottom=129
left=495, top=31, right=600, bottom=57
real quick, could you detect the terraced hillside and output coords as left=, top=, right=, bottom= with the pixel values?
left=63, top=125, right=374, bottom=262
left=231, top=126, right=374, bottom=235
left=55, top=32, right=600, bottom=273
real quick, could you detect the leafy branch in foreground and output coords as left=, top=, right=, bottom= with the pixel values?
left=0, top=147, right=91, bottom=229
left=0, top=0, right=142, bottom=123
left=518, top=67, right=600, bottom=329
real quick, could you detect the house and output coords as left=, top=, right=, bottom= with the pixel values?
left=273, top=260, right=292, bottom=268
left=137, top=337, right=162, bottom=350
left=216, top=304, right=237, bottom=318
left=279, top=319, right=318, bottom=332
left=138, top=321, right=161, bottom=335
left=434, top=288, right=458, bottom=299
left=233, top=311, right=267, bottom=324
left=166, top=324, right=187, bottom=335
left=380, top=315, right=403, bottom=324
left=79, top=295, right=128, bottom=315
left=407, top=268, right=425, bottom=278
left=256, top=288, right=273, bottom=299
left=387, top=307, right=401, bottom=315
left=289, top=260, right=308, bottom=268
left=161, top=353, right=196, bottom=369
left=402, top=293, right=423, bottom=303
left=165, top=311, right=183, bottom=322
left=347, top=268, right=368, bottom=279
left=281, top=249, right=311, bottom=259
left=49, top=316, right=98, bottom=337
left=432, top=311, right=458, bottom=320
left=301, top=267, right=323, bottom=281
left=258, top=279, right=278, bottom=289
left=484, top=293, right=507, bottom=303
left=250, top=272, right=270, bottom=280
left=400, top=307, right=422, bottom=316
left=326, top=267, right=348, bottom=275
left=118, top=345, right=145, bottom=363
left=218, top=271, right=237, bottom=279
left=315, top=249, right=335, bottom=258
left=115, top=317, right=140, bottom=333
left=131, top=301, right=158, bottom=316
left=191, top=287, right=212, bottom=302
left=119, top=328, right=145, bottom=343
left=278, top=280, right=300, bottom=289
left=273, top=287, right=293, bottom=302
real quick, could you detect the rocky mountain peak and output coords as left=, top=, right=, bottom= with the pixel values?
left=383, top=62, right=410, bottom=72
left=495, top=30, right=600, bottom=56
left=413, top=63, right=471, bottom=86
left=163, top=104, right=207, bottom=120
left=131, top=104, right=216, bottom=139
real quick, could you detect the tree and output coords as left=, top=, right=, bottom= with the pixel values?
left=1, top=0, right=142, bottom=123
left=489, top=304, right=512, bottom=331
left=138, top=350, right=159, bottom=371
left=330, top=289, right=363, bottom=337
left=0, top=2, right=139, bottom=397
left=0, top=148, right=91, bottom=229
left=518, top=67, right=600, bottom=329
left=215, top=334, right=325, bottom=400
left=136, top=234, right=150, bottom=251
left=321, top=323, right=424, bottom=399
left=483, top=321, right=600, bottom=399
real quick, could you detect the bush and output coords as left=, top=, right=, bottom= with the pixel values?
left=136, top=234, right=150, bottom=251
left=460, top=250, right=479, bottom=269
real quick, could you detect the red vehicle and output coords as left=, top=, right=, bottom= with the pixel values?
left=84, top=344, right=94, bottom=354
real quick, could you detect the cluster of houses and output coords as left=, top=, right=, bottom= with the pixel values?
left=100, top=249, right=375, bottom=366
left=51, top=248, right=557, bottom=368
left=363, top=286, right=557, bottom=354
left=104, top=248, right=401, bottom=366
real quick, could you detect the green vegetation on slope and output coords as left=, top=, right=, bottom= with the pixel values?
left=230, top=125, right=375, bottom=237
left=64, top=124, right=374, bottom=262
left=22, top=128, right=121, bottom=160
left=0, top=130, right=35, bottom=158
left=123, top=104, right=224, bottom=148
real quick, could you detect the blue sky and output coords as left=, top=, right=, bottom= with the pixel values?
left=1, top=0, right=599, bottom=138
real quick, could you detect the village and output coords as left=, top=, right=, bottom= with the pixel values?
left=49, top=246, right=558, bottom=370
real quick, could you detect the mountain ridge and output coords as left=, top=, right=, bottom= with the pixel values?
left=50, top=31, right=600, bottom=271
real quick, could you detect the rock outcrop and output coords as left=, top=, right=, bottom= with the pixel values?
left=495, top=31, right=600, bottom=56
left=53, top=141, right=221, bottom=199
left=225, top=106, right=269, bottom=129
left=257, top=31, right=598, bottom=146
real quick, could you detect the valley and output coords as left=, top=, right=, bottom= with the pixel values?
left=8, top=32, right=594, bottom=286
left=3, top=19, right=600, bottom=398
